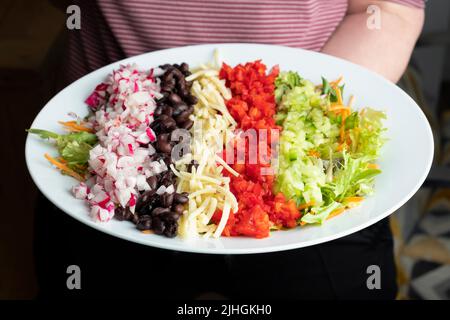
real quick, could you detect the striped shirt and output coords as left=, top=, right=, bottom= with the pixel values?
left=64, top=0, right=424, bottom=85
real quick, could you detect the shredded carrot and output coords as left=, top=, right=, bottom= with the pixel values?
left=141, top=230, right=153, bottom=234
left=327, top=207, right=345, bottom=220
left=44, top=153, right=84, bottom=181
left=298, top=201, right=316, bottom=211
left=339, top=108, right=350, bottom=143
left=300, top=221, right=307, bottom=226
left=59, top=121, right=94, bottom=133
left=344, top=196, right=364, bottom=203
left=339, top=122, right=346, bottom=142
left=334, top=85, right=343, bottom=106
left=329, top=104, right=350, bottom=112
left=346, top=135, right=352, bottom=145
left=329, top=86, right=351, bottom=144
left=317, top=76, right=343, bottom=89
left=339, top=127, right=345, bottom=143
left=308, top=149, right=320, bottom=158
left=337, top=142, right=347, bottom=152
left=367, top=163, right=380, bottom=169
left=330, top=76, right=343, bottom=87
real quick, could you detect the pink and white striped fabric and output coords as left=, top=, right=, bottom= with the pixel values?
left=64, top=0, right=424, bottom=85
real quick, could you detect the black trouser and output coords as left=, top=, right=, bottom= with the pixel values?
left=34, top=193, right=397, bottom=299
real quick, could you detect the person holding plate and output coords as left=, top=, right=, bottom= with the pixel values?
left=36, top=0, right=425, bottom=299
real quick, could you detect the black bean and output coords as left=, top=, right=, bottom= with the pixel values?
left=172, top=68, right=184, bottom=79
left=150, top=119, right=162, bottom=133
left=136, top=215, right=152, bottom=231
left=162, top=71, right=174, bottom=83
left=174, top=193, right=189, bottom=204
left=168, top=93, right=183, bottom=106
left=146, top=176, right=158, bottom=190
left=161, top=117, right=177, bottom=131
left=114, top=207, right=126, bottom=221
left=159, top=63, right=172, bottom=70
left=131, top=214, right=139, bottom=224
left=163, top=106, right=173, bottom=117
left=135, top=190, right=155, bottom=213
left=151, top=207, right=170, bottom=216
left=126, top=212, right=135, bottom=221
left=167, top=118, right=178, bottom=130
left=179, top=88, right=189, bottom=98
left=164, top=223, right=178, bottom=238
left=181, top=120, right=194, bottom=130
left=173, top=204, right=184, bottom=214
left=164, top=211, right=180, bottom=222
left=158, top=141, right=172, bottom=154
left=161, top=193, right=174, bottom=207
left=161, top=85, right=173, bottom=93
left=152, top=217, right=165, bottom=235
left=179, top=62, right=189, bottom=73
left=172, top=211, right=181, bottom=219
left=175, top=110, right=191, bottom=124
left=168, top=77, right=177, bottom=86
left=158, top=114, right=169, bottom=122
left=142, top=63, right=198, bottom=238
left=124, top=209, right=134, bottom=221
left=136, top=205, right=150, bottom=216
left=172, top=103, right=188, bottom=117
left=185, top=94, right=198, bottom=105
left=177, top=78, right=186, bottom=88
left=160, top=177, right=174, bottom=187
left=138, top=189, right=155, bottom=203
left=160, top=170, right=174, bottom=181
left=154, top=105, right=164, bottom=117
left=157, top=132, right=169, bottom=142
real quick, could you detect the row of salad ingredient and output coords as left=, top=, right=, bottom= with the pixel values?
left=28, top=57, right=386, bottom=238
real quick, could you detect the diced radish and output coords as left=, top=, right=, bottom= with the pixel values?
left=74, top=64, right=163, bottom=224
left=128, top=143, right=134, bottom=155
left=146, top=127, right=156, bottom=142
left=72, top=183, right=88, bottom=199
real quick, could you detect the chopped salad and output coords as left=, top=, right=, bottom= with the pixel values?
left=28, top=55, right=386, bottom=239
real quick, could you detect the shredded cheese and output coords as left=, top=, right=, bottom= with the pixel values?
left=172, top=59, right=238, bottom=239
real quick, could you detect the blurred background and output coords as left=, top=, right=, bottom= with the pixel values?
left=0, top=0, right=449, bottom=299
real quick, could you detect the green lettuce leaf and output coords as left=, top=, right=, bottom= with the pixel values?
left=328, top=151, right=381, bottom=201
left=274, top=71, right=386, bottom=215
left=301, top=201, right=342, bottom=224
left=60, top=141, right=93, bottom=165
left=27, top=128, right=97, bottom=170
left=350, top=108, right=387, bottom=157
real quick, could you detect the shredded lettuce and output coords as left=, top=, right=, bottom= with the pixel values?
left=350, top=108, right=387, bottom=157
left=325, top=151, right=381, bottom=201
left=27, top=129, right=97, bottom=172
left=301, top=201, right=342, bottom=224
left=274, top=71, right=302, bottom=103
left=274, top=71, right=386, bottom=224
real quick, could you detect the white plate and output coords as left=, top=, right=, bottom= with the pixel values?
left=25, top=44, right=434, bottom=254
